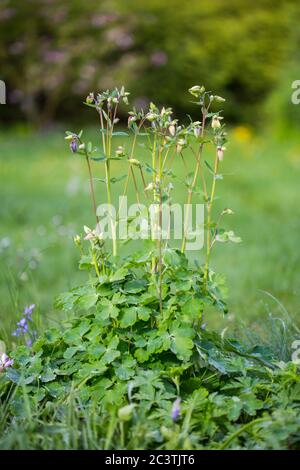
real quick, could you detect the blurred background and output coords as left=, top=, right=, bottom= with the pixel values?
left=1, top=0, right=300, bottom=341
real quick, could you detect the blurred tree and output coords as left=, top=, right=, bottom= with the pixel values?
left=124, top=0, right=299, bottom=122
left=0, top=0, right=136, bottom=126
left=0, top=0, right=299, bottom=126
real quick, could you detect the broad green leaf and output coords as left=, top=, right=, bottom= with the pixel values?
left=63, top=346, right=84, bottom=359
left=123, top=279, right=147, bottom=294
left=171, top=335, right=194, bottom=361
left=77, top=292, right=98, bottom=310
left=115, top=357, right=136, bottom=380
left=134, top=348, right=149, bottom=363
left=120, top=307, right=137, bottom=328
left=110, top=267, right=129, bottom=282
left=54, top=291, right=77, bottom=311
left=97, top=300, right=119, bottom=320
left=170, top=326, right=195, bottom=361
left=137, top=306, right=151, bottom=321
left=40, top=368, right=56, bottom=383
left=182, top=297, right=203, bottom=319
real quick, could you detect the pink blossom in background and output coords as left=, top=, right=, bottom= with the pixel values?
left=91, top=13, right=118, bottom=28
left=133, top=96, right=150, bottom=111
left=106, top=28, right=134, bottom=50
left=43, top=49, right=67, bottom=64
left=9, top=41, right=25, bottom=55
left=0, top=8, right=16, bottom=21
left=150, top=50, right=168, bottom=67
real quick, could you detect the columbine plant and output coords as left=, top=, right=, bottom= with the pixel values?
left=64, top=85, right=240, bottom=316
left=3, top=87, right=300, bottom=451
left=7, top=86, right=297, bottom=453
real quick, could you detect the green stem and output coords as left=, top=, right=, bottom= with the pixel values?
left=151, top=134, right=157, bottom=273
left=105, top=416, right=117, bottom=450
left=220, top=418, right=266, bottom=450
left=105, top=159, right=117, bottom=256
left=204, top=151, right=219, bottom=283
left=158, top=149, right=163, bottom=314
left=85, top=155, right=99, bottom=225
left=120, top=422, right=125, bottom=448
left=100, top=107, right=117, bottom=256
left=92, top=250, right=101, bottom=278
left=181, top=112, right=207, bottom=253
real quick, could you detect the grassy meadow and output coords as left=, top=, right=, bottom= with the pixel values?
left=1, top=125, right=300, bottom=345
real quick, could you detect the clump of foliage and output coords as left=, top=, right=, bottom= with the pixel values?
left=1, top=86, right=300, bottom=450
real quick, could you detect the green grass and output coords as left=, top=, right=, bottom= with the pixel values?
left=1, top=125, right=300, bottom=451
left=0, top=125, right=300, bottom=343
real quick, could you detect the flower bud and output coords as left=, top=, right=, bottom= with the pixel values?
left=78, top=143, right=85, bottom=151
left=160, top=426, right=173, bottom=440
left=128, top=116, right=136, bottom=128
left=118, top=404, right=135, bottom=422
left=86, top=92, right=94, bottom=104
left=169, top=124, right=176, bottom=137
left=222, top=208, right=234, bottom=215
left=107, top=97, right=112, bottom=110
left=0, top=353, right=13, bottom=372
left=189, top=85, right=205, bottom=97
left=217, top=146, right=224, bottom=161
left=73, top=235, right=81, bottom=246
left=176, top=138, right=186, bottom=153
left=115, top=146, right=125, bottom=157
left=70, top=139, right=78, bottom=153
left=146, top=112, right=157, bottom=122
left=144, top=182, right=155, bottom=191
left=214, top=95, right=226, bottom=103
left=128, top=158, right=140, bottom=166
left=194, top=126, right=201, bottom=138
left=171, top=397, right=181, bottom=421
left=211, top=116, right=221, bottom=130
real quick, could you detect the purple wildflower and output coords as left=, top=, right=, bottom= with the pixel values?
left=12, top=304, right=36, bottom=344
left=0, top=353, right=14, bottom=372
left=12, top=327, right=22, bottom=337
left=17, top=318, right=27, bottom=328
left=24, top=304, right=35, bottom=316
left=26, top=339, right=33, bottom=347
left=16, top=317, right=29, bottom=334
left=70, top=139, right=78, bottom=153
left=171, top=397, right=181, bottom=421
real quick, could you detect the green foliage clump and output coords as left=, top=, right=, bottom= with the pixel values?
left=1, top=299, right=300, bottom=449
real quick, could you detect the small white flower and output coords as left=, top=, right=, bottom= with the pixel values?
left=169, top=124, right=176, bottom=136
left=144, top=182, right=155, bottom=191
left=115, top=146, right=125, bottom=156
left=146, top=112, right=157, bottom=122
left=212, top=116, right=221, bottom=129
